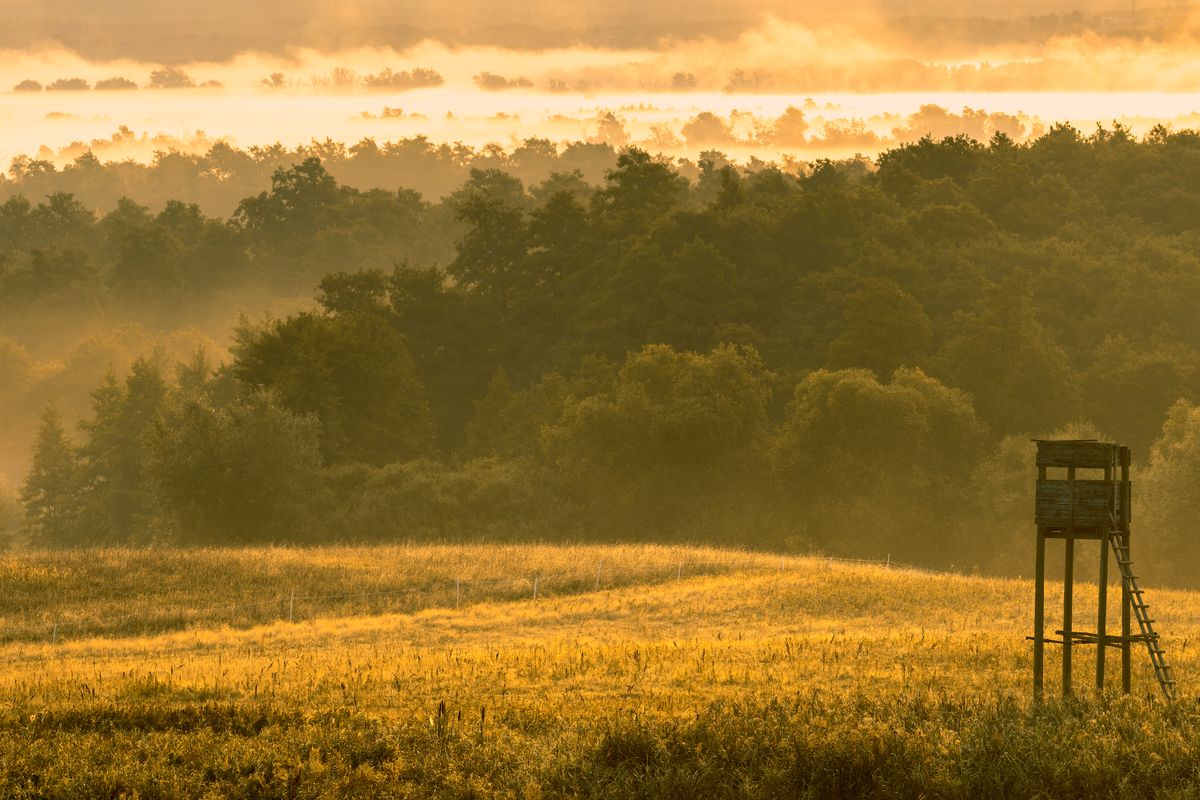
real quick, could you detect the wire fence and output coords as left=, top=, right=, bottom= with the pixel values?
left=20, top=552, right=954, bottom=646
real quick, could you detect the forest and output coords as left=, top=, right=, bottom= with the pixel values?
left=7, top=124, right=1200, bottom=584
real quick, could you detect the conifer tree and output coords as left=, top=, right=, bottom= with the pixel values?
left=76, top=359, right=167, bottom=542
left=19, top=405, right=81, bottom=546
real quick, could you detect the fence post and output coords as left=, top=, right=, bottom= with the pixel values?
left=533, top=576, right=539, bottom=600
left=677, top=562, right=682, bottom=580
left=886, top=554, right=891, bottom=569
left=288, top=589, right=295, bottom=623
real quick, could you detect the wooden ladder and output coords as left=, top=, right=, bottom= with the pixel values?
left=1110, top=531, right=1177, bottom=701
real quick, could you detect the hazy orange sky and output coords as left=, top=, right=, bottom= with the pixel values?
left=3, top=4, right=1200, bottom=168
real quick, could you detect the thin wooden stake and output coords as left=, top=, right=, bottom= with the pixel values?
left=677, top=562, right=682, bottom=580
left=533, top=576, right=539, bottom=600
left=288, top=589, right=295, bottom=623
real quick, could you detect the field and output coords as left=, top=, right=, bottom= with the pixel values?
left=3, top=544, right=1200, bottom=798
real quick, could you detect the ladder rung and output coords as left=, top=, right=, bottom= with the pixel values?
left=1107, top=543, right=1175, bottom=700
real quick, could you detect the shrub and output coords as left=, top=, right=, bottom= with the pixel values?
left=95, top=77, right=138, bottom=91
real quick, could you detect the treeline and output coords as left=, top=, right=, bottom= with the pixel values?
left=17, top=343, right=1000, bottom=567
left=1, top=135, right=621, bottom=216
left=13, top=126, right=1200, bottom=582
left=0, top=140, right=626, bottom=323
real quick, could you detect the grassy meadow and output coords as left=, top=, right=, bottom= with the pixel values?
left=3, top=544, right=1200, bottom=798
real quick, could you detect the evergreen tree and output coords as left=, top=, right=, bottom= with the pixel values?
left=76, top=359, right=167, bottom=542
left=19, top=406, right=82, bottom=546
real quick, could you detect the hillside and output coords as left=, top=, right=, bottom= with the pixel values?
left=2, top=544, right=1199, bottom=797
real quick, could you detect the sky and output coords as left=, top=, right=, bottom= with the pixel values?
left=2, top=2, right=1200, bottom=168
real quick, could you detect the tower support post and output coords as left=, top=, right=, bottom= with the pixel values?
left=1120, top=448, right=1132, bottom=694
left=1063, top=534, right=1074, bottom=696
left=1034, top=527, right=1045, bottom=701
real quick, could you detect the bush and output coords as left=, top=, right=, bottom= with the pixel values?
left=321, top=457, right=557, bottom=541
left=1140, top=400, right=1200, bottom=586
left=148, top=68, right=195, bottom=89
left=95, top=77, right=138, bottom=91
left=774, top=367, right=989, bottom=562
left=362, top=68, right=443, bottom=90
left=0, top=479, right=19, bottom=548
left=544, top=343, right=775, bottom=540
left=46, top=78, right=89, bottom=91
left=146, top=390, right=324, bottom=544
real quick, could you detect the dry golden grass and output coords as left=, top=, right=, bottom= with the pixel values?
left=2, top=544, right=1199, bottom=798
left=3, top=545, right=1196, bottom=711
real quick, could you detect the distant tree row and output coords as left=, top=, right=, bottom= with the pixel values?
left=12, top=68, right=222, bottom=93
left=0, top=136, right=623, bottom=217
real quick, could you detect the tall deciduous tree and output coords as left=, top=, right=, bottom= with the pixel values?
left=938, top=275, right=1079, bottom=435
left=233, top=310, right=433, bottom=464
left=146, top=390, right=323, bottom=544
left=774, top=367, right=989, bottom=561
left=544, top=343, right=773, bottom=537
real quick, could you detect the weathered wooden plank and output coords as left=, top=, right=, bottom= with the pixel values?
left=1035, top=479, right=1122, bottom=527
left=1035, top=440, right=1117, bottom=468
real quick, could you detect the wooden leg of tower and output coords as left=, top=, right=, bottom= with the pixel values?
left=1034, top=527, right=1045, bottom=702
left=1063, top=536, right=1074, bottom=697
left=1122, top=532, right=1132, bottom=694
left=1120, top=446, right=1132, bottom=695
left=1097, top=529, right=1108, bottom=691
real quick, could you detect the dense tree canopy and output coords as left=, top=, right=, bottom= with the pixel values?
left=13, top=127, right=1200, bottom=583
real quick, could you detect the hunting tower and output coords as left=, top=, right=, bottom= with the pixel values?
left=1031, top=439, right=1175, bottom=700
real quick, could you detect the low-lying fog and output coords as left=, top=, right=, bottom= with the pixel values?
left=7, top=13, right=1200, bottom=168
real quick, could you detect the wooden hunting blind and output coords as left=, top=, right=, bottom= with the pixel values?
left=1031, top=439, right=1175, bottom=700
